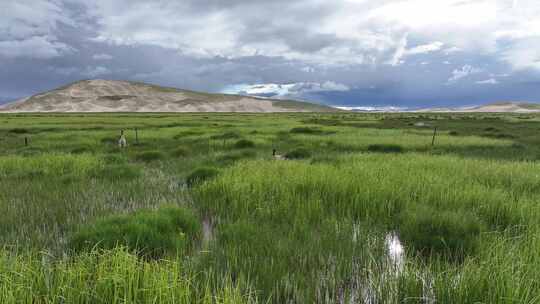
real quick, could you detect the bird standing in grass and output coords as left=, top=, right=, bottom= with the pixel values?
left=273, top=148, right=286, bottom=160
left=118, top=130, right=127, bottom=148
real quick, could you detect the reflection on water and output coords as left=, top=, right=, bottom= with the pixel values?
left=385, top=232, right=405, bottom=274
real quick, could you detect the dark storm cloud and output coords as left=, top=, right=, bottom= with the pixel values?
left=1, top=0, right=539, bottom=108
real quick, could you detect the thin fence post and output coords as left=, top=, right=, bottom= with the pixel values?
left=135, top=128, right=139, bottom=144
left=24, top=137, right=28, bottom=147
left=431, top=127, right=437, bottom=147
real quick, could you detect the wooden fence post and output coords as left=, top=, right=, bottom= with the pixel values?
left=431, top=127, right=437, bottom=147
left=24, top=137, right=28, bottom=147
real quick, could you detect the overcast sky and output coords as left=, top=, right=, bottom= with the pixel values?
left=1, top=0, right=539, bottom=108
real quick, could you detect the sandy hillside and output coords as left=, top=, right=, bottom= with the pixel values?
left=0, top=79, right=335, bottom=113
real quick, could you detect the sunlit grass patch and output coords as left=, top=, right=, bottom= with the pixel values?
left=0, top=153, right=103, bottom=178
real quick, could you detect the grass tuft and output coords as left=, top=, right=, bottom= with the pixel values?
left=290, top=127, right=324, bottom=134
left=233, top=139, right=255, bottom=149
left=211, top=132, right=241, bottom=140
left=285, top=147, right=311, bottom=159
left=135, top=151, right=165, bottom=162
left=91, top=164, right=141, bottom=181
left=171, top=147, right=190, bottom=158
left=9, top=128, right=29, bottom=134
left=399, top=207, right=484, bottom=260
left=69, top=206, right=200, bottom=259
left=367, top=144, right=404, bottom=153
left=186, top=167, right=219, bottom=187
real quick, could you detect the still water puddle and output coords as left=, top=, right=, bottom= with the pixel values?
left=385, top=232, right=405, bottom=274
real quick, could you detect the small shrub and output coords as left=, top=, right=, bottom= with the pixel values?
left=135, top=151, right=165, bottom=162
left=285, top=148, right=311, bottom=159
left=310, top=154, right=339, bottom=164
left=495, top=133, right=515, bottom=139
left=186, top=167, right=219, bottom=187
left=102, top=153, right=128, bottom=164
left=233, top=139, right=255, bottom=149
left=367, top=144, right=404, bottom=153
left=483, top=133, right=514, bottom=139
left=290, top=127, right=324, bottom=135
left=19, top=147, right=43, bottom=156
left=69, top=206, right=200, bottom=259
left=219, top=220, right=264, bottom=247
left=71, top=146, right=94, bottom=154
left=171, top=147, right=190, bottom=158
left=448, top=131, right=459, bottom=136
left=9, top=128, right=29, bottom=134
left=399, top=207, right=484, bottom=260
left=173, top=131, right=201, bottom=139
left=101, top=137, right=117, bottom=144
left=476, top=201, right=522, bottom=232
left=211, top=132, right=241, bottom=140
left=91, top=164, right=141, bottom=181
left=61, top=173, right=81, bottom=185
left=217, top=150, right=256, bottom=165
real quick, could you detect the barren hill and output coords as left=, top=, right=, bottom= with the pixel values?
left=0, top=80, right=335, bottom=113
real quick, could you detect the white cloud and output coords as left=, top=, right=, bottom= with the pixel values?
left=388, top=38, right=444, bottom=66
left=476, top=78, right=499, bottom=85
left=388, top=34, right=408, bottom=66
left=0, top=0, right=75, bottom=59
left=447, top=65, right=483, bottom=83
left=408, top=41, right=444, bottom=55
left=0, top=36, right=73, bottom=59
left=48, top=66, right=79, bottom=76
left=335, top=106, right=408, bottom=112
left=92, top=53, right=113, bottom=60
left=223, top=81, right=350, bottom=98
left=82, top=66, right=111, bottom=78
left=74, top=0, right=540, bottom=70
left=301, top=66, right=315, bottom=73
left=500, top=38, right=540, bottom=71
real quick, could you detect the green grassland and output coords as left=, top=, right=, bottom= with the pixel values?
left=1, top=112, right=540, bottom=303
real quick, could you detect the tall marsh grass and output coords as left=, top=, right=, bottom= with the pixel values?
left=2, top=113, right=540, bottom=302
left=194, top=153, right=540, bottom=302
left=0, top=248, right=257, bottom=304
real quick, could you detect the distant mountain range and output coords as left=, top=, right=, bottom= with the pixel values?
left=0, top=80, right=335, bottom=113
left=1, top=80, right=537, bottom=113
left=418, top=102, right=540, bottom=113
left=334, top=102, right=540, bottom=113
